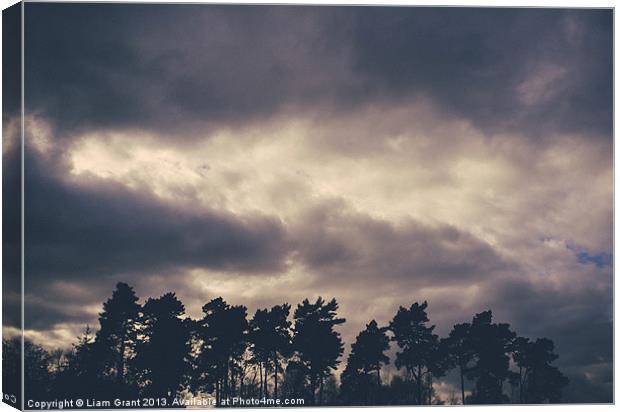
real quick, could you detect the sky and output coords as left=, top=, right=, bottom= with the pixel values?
left=3, top=3, right=613, bottom=403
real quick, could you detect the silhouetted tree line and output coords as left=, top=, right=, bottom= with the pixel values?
left=3, top=283, right=568, bottom=407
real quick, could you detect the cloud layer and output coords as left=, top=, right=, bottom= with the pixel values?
left=25, top=5, right=612, bottom=138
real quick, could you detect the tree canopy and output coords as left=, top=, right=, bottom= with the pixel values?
left=8, top=283, right=568, bottom=407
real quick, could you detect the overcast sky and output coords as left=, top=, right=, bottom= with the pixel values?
left=5, top=4, right=613, bottom=402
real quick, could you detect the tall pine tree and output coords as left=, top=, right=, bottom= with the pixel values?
left=292, top=297, right=345, bottom=405
left=511, top=337, right=568, bottom=403
left=94, top=282, right=141, bottom=395
left=441, top=322, right=474, bottom=404
left=249, top=304, right=292, bottom=399
left=340, top=320, right=390, bottom=405
left=195, top=297, right=248, bottom=405
left=465, top=311, right=516, bottom=404
left=389, top=301, right=439, bottom=405
left=135, top=292, right=191, bottom=398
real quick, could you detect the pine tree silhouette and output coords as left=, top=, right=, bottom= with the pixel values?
left=248, top=304, right=292, bottom=399
left=465, top=310, right=516, bottom=404
left=388, top=301, right=439, bottom=405
left=441, top=322, right=474, bottom=404
left=340, top=320, right=390, bottom=405
left=195, top=297, right=248, bottom=405
left=13, top=282, right=573, bottom=406
left=426, top=334, right=451, bottom=404
left=511, top=337, right=569, bottom=403
left=53, top=326, right=99, bottom=399
left=23, top=340, right=52, bottom=402
left=248, top=308, right=271, bottom=398
left=292, top=297, right=345, bottom=405
left=135, top=292, right=191, bottom=399
left=94, top=282, right=141, bottom=397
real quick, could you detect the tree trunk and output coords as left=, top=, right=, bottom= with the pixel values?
left=309, top=373, right=317, bottom=405
left=119, top=336, right=126, bottom=385
left=259, top=362, right=264, bottom=398
left=498, top=379, right=504, bottom=403
left=460, top=365, right=466, bottom=405
left=231, top=359, right=237, bottom=397
left=519, top=367, right=523, bottom=403
left=224, top=361, right=230, bottom=399
left=264, top=362, right=269, bottom=398
left=376, top=366, right=381, bottom=404
left=428, top=372, right=433, bottom=405
left=417, top=365, right=423, bottom=405
left=250, top=367, right=258, bottom=397
left=274, top=352, right=278, bottom=399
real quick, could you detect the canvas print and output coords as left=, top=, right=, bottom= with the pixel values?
left=2, top=2, right=613, bottom=409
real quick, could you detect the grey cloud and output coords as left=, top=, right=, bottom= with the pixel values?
left=347, top=8, right=612, bottom=138
left=562, top=372, right=613, bottom=403
left=292, top=200, right=513, bottom=289
left=24, top=299, right=94, bottom=331
left=23, top=145, right=292, bottom=286
left=2, top=3, right=21, bottom=117
left=24, top=4, right=354, bottom=136
left=3, top=122, right=22, bottom=329
left=24, top=5, right=612, bottom=139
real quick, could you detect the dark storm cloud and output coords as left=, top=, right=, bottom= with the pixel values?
left=24, top=299, right=94, bottom=331
left=24, top=4, right=612, bottom=138
left=292, top=200, right=513, bottom=287
left=23, top=147, right=291, bottom=283
left=24, top=3, right=354, bottom=135
left=2, top=122, right=22, bottom=329
left=347, top=8, right=613, bottom=138
left=562, top=372, right=613, bottom=404
left=23, top=277, right=132, bottom=332
left=2, top=2, right=21, bottom=117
